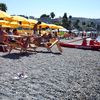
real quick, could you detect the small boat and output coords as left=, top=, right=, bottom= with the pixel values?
left=60, top=38, right=100, bottom=51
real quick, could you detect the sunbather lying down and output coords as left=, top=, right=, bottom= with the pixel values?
left=30, top=34, right=63, bottom=53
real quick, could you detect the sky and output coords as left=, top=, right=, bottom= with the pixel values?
left=0, top=0, right=100, bottom=18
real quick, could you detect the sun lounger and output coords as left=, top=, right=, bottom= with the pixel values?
left=6, top=35, right=29, bottom=53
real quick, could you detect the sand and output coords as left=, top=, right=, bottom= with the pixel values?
left=0, top=43, right=100, bottom=100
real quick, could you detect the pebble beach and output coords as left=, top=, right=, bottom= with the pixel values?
left=0, top=41, right=100, bottom=100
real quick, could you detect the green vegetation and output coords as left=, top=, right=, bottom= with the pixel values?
left=0, top=3, right=7, bottom=12
left=50, top=12, right=55, bottom=19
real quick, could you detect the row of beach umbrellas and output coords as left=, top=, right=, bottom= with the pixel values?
left=0, top=10, right=64, bottom=29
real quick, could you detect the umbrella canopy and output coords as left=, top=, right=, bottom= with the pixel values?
left=1, top=24, right=11, bottom=28
left=48, top=24, right=60, bottom=29
left=9, top=21, right=20, bottom=28
left=21, top=24, right=30, bottom=28
left=11, top=16, right=29, bottom=24
left=38, top=22, right=49, bottom=28
left=0, top=20, right=9, bottom=25
left=57, top=25, right=64, bottom=29
left=0, top=10, right=11, bottom=20
left=28, top=19, right=38, bottom=24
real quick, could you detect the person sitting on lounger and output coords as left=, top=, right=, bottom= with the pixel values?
left=0, top=26, right=8, bottom=44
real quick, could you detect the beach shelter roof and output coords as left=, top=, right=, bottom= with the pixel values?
left=11, top=16, right=29, bottom=24
left=0, top=20, right=9, bottom=25
left=28, top=19, right=38, bottom=24
left=9, top=21, right=20, bottom=28
left=57, top=25, right=64, bottom=29
left=21, top=24, right=30, bottom=28
left=38, top=22, right=49, bottom=28
left=48, top=24, right=63, bottom=29
left=1, top=24, right=11, bottom=28
left=48, top=24, right=57, bottom=29
left=0, top=10, right=11, bottom=20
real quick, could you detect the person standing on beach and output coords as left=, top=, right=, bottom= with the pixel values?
left=31, top=21, right=42, bottom=47
left=33, top=21, right=41, bottom=36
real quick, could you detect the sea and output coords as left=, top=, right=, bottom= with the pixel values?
left=96, top=36, right=100, bottom=42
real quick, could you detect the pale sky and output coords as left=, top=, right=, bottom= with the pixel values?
left=0, top=0, right=100, bottom=18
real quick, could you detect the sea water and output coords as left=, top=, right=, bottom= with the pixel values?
left=96, top=36, right=100, bottom=42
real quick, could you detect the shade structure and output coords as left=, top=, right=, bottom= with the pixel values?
left=57, top=25, right=64, bottom=29
left=21, top=24, right=34, bottom=29
left=38, top=22, right=49, bottom=29
left=21, top=24, right=30, bottom=28
left=28, top=19, right=38, bottom=24
left=49, top=24, right=64, bottom=29
left=1, top=24, right=11, bottom=28
left=11, top=16, right=29, bottom=24
left=48, top=24, right=59, bottom=29
left=9, top=21, right=20, bottom=28
left=0, top=10, right=11, bottom=20
left=0, top=20, right=9, bottom=25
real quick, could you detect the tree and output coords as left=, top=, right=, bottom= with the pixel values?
left=62, top=13, right=69, bottom=29
left=68, top=15, right=72, bottom=30
left=74, top=19, right=80, bottom=29
left=29, top=16, right=34, bottom=19
left=82, top=21, right=86, bottom=30
left=50, top=12, right=55, bottom=19
left=97, top=24, right=100, bottom=31
left=0, top=3, right=7, bottom=12
left=69, top=15, right=72, bottom=20
left=82, top=21, right=86, bottom=26
left=96, top=24, right=100, bottom=36
left=90, top=21, right=96, bottom=28
left=40, top=14, right=49, bottom=18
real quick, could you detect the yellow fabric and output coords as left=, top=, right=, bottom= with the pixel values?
left=11, top=16, right=29, bottom=24
left=0, top=10, right=11, bottom=20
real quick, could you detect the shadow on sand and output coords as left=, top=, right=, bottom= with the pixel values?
left=1, top=52, right=34, bottom=59
left=1, top=50, right=62, bottom=59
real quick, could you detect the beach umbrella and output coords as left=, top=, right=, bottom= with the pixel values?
left=28, top=19, right=38, bottom=24
left=48, top=24, right=59, bottom=29
left=21, top=24, right=30, bottom=28
left=0, top=10, right=11, bottom=20
left=11, top=16, right=29, bottom=24
left=0, top=20, right=9, bottom=25
left=9, top=21, right=20, bottom=28
left=38, top=22, right=49, bottom=28
left=1, top=24, right=11, bottom=28
left=29, top=24, right=34, bottom=29
left=57, top=25, right=64, bottom=29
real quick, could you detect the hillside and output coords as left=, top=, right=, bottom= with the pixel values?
left=71, top=17, right=100, bottom=24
